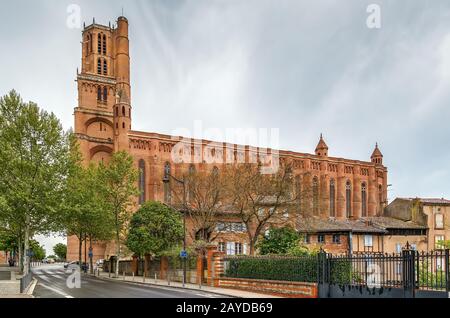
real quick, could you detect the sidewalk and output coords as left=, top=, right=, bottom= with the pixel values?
left=93, top=271, right=279, bottom=298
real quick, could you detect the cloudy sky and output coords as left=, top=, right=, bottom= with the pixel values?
left=1, top=0, right=449, bottom=254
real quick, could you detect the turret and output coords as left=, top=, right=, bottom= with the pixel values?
left=371, top=143, right=383, bottom=165
left=315, top=134, right=329, bottom=157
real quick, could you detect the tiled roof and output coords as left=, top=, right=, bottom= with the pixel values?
left=296, top=216, right=425, bottom=234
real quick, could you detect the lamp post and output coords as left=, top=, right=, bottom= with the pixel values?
left=162, top=172, right=187, bottom=287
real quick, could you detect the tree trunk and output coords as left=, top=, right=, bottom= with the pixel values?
left=115, top=230, right=120, bottom=278
left=23, top=217, right=30, bottom=275
left=78, top=234, right=82, bottom=273
left=89, top=235, right=94, bottom=275
left=18, top=234, right=23, bottom=273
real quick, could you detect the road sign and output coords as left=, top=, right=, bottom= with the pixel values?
left=180, top=250, right=188, bottom=258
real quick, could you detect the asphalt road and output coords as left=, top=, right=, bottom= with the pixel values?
left=32, top=264, right=224, bottom=298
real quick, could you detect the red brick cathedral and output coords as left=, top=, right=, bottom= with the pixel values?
left=67, top=17, right=388, bottom=261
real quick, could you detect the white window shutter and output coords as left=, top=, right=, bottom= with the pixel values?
left=243, top=243, right=248, bottom=255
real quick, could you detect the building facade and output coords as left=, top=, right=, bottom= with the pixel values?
left=67, top=17, right=389, bottom=261
left=385, top=198, right=450, bottom=251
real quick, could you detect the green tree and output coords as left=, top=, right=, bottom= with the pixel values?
left=53, top=243, right=67, bottom=260
left=29, top=239, right=46, bottom=261
left=0, top=91, right=71, bottom=274
left=62, top=139, right=114, bottom=273
left=126, top=201, right=183, bottom=257
left=257, top=226, right=300, bottom=255
left=98, top=151, right=139, bottom=277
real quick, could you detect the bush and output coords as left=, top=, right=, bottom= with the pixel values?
left=225, top=256, right=318, bottom=282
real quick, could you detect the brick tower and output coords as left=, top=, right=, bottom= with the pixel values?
left=69, top=16, right=132, bottom=261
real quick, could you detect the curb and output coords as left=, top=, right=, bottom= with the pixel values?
left=92, top=274, right=238, bottom=298
left=25, top=278, right=38, bottom=297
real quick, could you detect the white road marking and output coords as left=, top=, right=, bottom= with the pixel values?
left=38, top=282, right=74, bottom=298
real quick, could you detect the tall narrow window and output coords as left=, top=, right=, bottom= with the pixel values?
left=122, top=106, right=126, bottom=116
left=164, top=162, right=171, bottom=203
left=330, top=179, right=336, bottom=217
left=103, top=87, right=108, bottom=101
left=115, top=106, right=119, bottom=116
left=97, top=34, right=102, bottom=53
left=97, top=87, right=102, bottom=101
left=97, top=58, right=102, bottom=74
left=102, top=34, right=107, bottom=55
left=103, top=59, right=107, bottom=75
left=313, top=176, right=319, bottom=216
left=346, top=181, right=352, bottom=218
left=295, top=175, right=301, bottom=213
left=378, top=184, right=383, bottom=214
left=361, top=182, right=367, bottom=217
left=138, top=160, right=146, bottom=204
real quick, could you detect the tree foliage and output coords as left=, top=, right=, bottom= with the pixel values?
left=257, top=226, right=301, bottom=255
left=126, top=201, right=183, bottom=257
left=53, top=243, right=67, bottom=260
left=0, top=90, right=71, bottom=273
left=98, top=151, right=139, bottom=277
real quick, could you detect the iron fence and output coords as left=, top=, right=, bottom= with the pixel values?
left=20, top=272, right=33, bottom=293
left=222, top=249, right=450, bottom=293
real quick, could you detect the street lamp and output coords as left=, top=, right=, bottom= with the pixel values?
left=162, top=172, right=187, bottom=287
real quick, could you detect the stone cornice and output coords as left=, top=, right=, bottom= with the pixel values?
left=75, top=133, right=113, bottom=145
left=77, top=73, right=116, bottom=85
left=74, top=107, right=113, bottom=117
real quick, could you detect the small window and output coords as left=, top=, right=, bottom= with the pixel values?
left=364, top=235, right=373, bottom=247
left=102, top=34, right=107, bottom=55
left=435, top=235, right=445, bottom=250
left=235, top=243, right=243, bottom=255
left=122, top=122, right=125, bottom=129
left=395, top=243, right=402, bottom=254
left=97, top=87, right=102, bottom=101
left=97, top=34, right=102, bottom=54
left=332, top=234, right=341, bottom=244
left=103, top=59, right=107, bottom=75
left=103, top=87, right=108, bottom=101
left=304, top=234, right=310, bottom=244
left=97, top=58, right=102, bottom=74
left=435, top=214, right=444, bottom=229
left=122, top=106, right=126, bottom=116
left=115, top=106, right=119, bottom=116
left=318, top=234, right=325, bottom=244
left=218, top=242, right=226, bottom=253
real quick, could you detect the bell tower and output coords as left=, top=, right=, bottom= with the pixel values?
left=74, top=16, right=132, bottom=163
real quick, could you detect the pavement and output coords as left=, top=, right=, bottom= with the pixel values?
left=29, top=264, right=277, bottom=298
left=94, top=269, right=279, bottom=298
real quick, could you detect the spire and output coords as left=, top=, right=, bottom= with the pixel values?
left=371, top=142, right=383, bottom=165
left=315, top=133, right=329, bottom=157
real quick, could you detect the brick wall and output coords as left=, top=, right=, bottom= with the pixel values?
left=216, top=277, right=318, bottom=298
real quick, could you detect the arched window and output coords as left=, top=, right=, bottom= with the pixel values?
left=313, top=176, right=319, bottom=216
left=122, top=106, right=125, bottom=116
left=138, top=160, right=146, bottom=205
left=361, top=182, right=367, bottom=217
left=102, top=34, right=107, bottom=55
left=103, top=59, right=107, bottom=75
left=97, top=58, right=102, bottom=74
left=97, top=34, right=102, bottom=54
left=378, top=184, right=383, bottom=214
left=330, top=179, right=336, bottom=217
left=346, top=181, right=352, bottom=218
left=103, top=87, right=108, bottom=101
left=97, top=87, right=102, bottom=101
left=115, top=106, right=119, bottom=116
left=122, top=122, right=125, bottom=129
left=164, top=162, right=171, bottom=203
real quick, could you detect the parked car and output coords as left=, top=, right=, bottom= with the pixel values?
left=64, top=260, right=88, bottom=271
left=95, top=259, right=104, bottom=268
